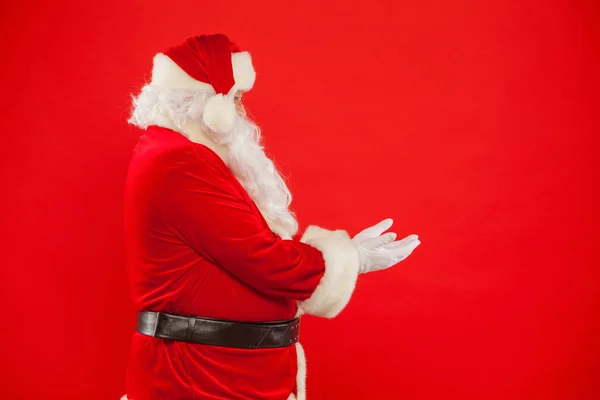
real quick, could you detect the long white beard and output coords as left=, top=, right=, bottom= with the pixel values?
left=129, top=86, right=299, bottom=237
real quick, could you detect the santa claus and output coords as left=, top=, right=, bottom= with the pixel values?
left=123, top=34, right=420, bottom=400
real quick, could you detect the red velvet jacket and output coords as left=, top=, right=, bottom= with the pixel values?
left=124, top=126, right=360, bottom=400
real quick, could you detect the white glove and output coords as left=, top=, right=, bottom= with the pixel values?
left=352, top=219, right=420, bottom=274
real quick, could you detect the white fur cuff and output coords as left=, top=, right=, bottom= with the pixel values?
left=298, top=226, right=360, bottom=318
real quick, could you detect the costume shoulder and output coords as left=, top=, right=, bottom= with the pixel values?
left=170, top=141, right=232, bottom=180
left=140, top=126, right=230, bottom=174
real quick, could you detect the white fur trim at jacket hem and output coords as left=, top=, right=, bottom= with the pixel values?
left=295, top=342, right=307, bottom=400
left=298, top=225, right=361, bottom=318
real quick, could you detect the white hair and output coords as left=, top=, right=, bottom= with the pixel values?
left=129, top=85, right=299, bottom=237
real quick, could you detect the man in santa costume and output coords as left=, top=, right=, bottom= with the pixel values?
left=124, top=34, right=420, bottom=400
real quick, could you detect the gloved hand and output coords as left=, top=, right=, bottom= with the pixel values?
left=352, top=219, right=420, bottom=274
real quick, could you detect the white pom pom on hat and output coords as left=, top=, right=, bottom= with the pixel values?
left=202, top=94, right=237, bottom=134
left=149, top=34, right=256, bottom=134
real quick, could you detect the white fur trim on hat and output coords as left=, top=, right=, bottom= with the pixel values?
left=202, top=94, right=237, bottom=134
left=298, top=226, right=360, bottom=318
left=151, top=52, right=255, bottom=93
left=232, top=51, right=256, bottom=91
left=150, top=53, right=213, bottom=92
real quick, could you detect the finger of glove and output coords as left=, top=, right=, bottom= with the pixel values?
left=382, top=234, right=419, bottom=249
left=379, top=240, right=421, bottom=263
left=370, top=247, right=419, bottom=271
left=361, top=232, right=397, bottom=249
left=368, top=258, right=398, bottom=272
left=353, top=219, right=393, bottom=242
left=367, top=238, right=421, bottom=272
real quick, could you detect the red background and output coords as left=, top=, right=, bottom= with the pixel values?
left=1, top=0, right=599, bottom=399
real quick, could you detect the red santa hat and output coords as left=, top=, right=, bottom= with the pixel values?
left=150, top=34, right=256, bottom=134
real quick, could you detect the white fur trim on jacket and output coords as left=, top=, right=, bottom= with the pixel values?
left=295, top=342, right=307, bottom=400
left=298, top=226, right=361, bottom=318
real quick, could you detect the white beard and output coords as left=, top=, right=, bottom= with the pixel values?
left=129, top=85, right=299, bottom=238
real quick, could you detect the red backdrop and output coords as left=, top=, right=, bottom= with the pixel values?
left=1, top=1, right=599, bottom=399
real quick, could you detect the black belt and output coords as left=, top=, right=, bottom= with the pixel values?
left=136, top=311, right=300, bottom=349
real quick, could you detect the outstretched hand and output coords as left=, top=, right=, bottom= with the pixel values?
left=352, top=219, right=420, bottom=274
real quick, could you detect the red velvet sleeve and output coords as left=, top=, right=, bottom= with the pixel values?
left=159, top=144, right=326, bottom=301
